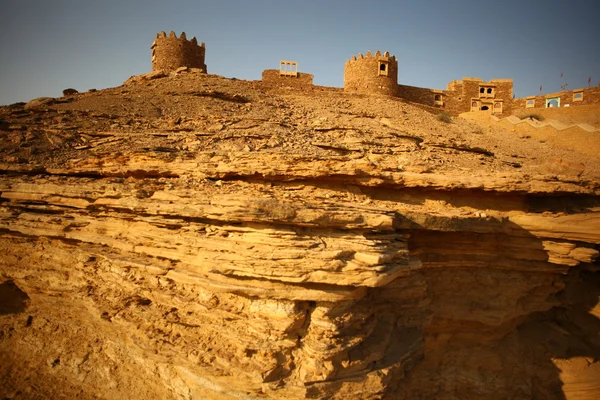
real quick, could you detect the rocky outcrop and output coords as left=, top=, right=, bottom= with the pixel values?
left=1, top=73, right=599, bottom=399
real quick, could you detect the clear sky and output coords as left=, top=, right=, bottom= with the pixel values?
left=0, top=0, right=598, bottom=105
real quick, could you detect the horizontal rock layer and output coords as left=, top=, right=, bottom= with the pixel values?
left=1, top=73, right=599, bottom=399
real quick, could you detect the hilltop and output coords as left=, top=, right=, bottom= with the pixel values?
left=0, top=70, right=599, bottom=400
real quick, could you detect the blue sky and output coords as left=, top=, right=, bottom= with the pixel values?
left=0, top=0, right=598, bottom=105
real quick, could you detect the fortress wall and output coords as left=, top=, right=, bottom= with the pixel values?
left=511, top=104, right=600, bottom=127
left=344, top=51, right=398, bottom=96
left=514, top=86, right=600, bottom=111
left=397, top=84, right=437, bottom=106
left=461, top=79, right=487, bottom=111
left=492, top=79, right=513, bottom=115
left=151, top=31, right=207, bottom=72
left=262, top=70, right=314, bottom=87
left=443, top=79, right=468, bottom=115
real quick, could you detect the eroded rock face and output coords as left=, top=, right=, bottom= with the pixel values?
left=0, top=74, right=599, bottom=399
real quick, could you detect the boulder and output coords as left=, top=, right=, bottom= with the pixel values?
left=62, top=88, right=79, bottom=96
left=24, top=97, right=55, bottom=110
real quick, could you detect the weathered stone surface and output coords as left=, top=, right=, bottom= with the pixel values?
left=24, top=96, right=55, bottom=109
left=1, top=72, right=599, bottom=400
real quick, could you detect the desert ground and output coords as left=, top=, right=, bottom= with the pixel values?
left=1, top=69, right=599, bottom=399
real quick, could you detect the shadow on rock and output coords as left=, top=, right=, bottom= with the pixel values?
left=0, top=280, right=30, bottom=315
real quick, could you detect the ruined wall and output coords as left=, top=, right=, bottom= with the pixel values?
left=397, top=84, right=440, bottom=107
left=151, top=31, right=207, bottom=73
left=514, top=85, right=600, bottom=110
left=262, top=70, right=314, bottom=88
left=344, top=51, right=398, bottom=96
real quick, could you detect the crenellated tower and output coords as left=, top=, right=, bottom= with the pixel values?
left=344, top=51, right=398, bottom=96
left=151, top=31, right=207, bottom=73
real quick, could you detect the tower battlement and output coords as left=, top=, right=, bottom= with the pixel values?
left=345, top=50, right=397, bottom=63
left=344, top=50, right=398, bottom=96
left=151, top=31, right=207, bottom=73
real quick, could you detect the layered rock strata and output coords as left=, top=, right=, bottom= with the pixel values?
left=1, top=73, right=599, bottom=399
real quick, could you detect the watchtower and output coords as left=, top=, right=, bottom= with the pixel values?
left=151, top=31, right=207, bottom=73
left=344, top=51, right=398, bottom=96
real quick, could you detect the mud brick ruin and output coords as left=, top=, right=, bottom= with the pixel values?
left=262, top=61, right=314, bottom=88
left=151, top=31, right=207, bottom=73
left=150, top=33, right=600, bottom=116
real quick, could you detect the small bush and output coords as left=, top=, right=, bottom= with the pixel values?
left=519, top=113, right=544, bottom=121
left=436, top=111, right=452, bottom=123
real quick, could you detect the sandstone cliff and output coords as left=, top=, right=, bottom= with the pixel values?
left=1, top=70, right=599, bottom=399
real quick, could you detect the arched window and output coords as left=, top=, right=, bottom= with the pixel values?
left=546, top=98, right=560, bottom=108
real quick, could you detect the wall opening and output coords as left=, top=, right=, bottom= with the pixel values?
left=481, top=105, right=489, bottom=110
left=479, top=86, right=494, bottom=98
left=378, top=62, right=389, bottom=76
left=546, top=97, right=560, bottom=108
left=279, top=60, right=298, bottom=77
left=573, top=91, right=583, bottom=102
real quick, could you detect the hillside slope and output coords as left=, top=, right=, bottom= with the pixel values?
left=1, top=70, right=599, bottom=399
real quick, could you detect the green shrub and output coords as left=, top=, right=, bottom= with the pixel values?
left=436, top=111, right=452, bottom=123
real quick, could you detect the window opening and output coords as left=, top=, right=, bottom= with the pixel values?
left=279, top=60, right=298, bottom=77
left=378, top=62, right=389, bottom=76
left=545, top=97, right=560, bottom=108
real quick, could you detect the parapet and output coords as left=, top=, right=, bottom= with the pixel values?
left=345, top=50, right=397, bottom=64
left=344, top=50, right=398, bottom=96
left=153, top=31, right=206, bottom=48
left=151, top=31, right=207, bottom=73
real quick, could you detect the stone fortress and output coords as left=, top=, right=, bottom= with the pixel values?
left=152, top=32, right=600, bottom=116
left=344, top=51, right=399, bottom=97
left=151, top=31, right=207, bottom=73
